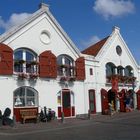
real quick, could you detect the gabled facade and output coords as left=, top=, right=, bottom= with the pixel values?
left=0, top=4, right=140, bottom=122
left=83, top=26, right=140, bottom=113
left=0, top=4, right=86, bottom=121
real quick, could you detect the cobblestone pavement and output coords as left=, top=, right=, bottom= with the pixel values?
left=0, top=110, right=140, bottom=140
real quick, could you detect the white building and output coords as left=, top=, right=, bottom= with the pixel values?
left=0, top=3, right=140, bottom=122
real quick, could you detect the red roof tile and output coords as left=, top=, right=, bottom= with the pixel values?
left=82, top=36, right=109, bottom=56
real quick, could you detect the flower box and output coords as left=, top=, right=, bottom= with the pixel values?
left=29, top=73, right=39, bottom=79
left=68, top=77, right=76, bottom=82
left=60, top=76, right=68, bottom=81
left=18, top=73, right=28, bottom=80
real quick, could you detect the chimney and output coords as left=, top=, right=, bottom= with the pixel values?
left=112, top=26, right=120, bottom=33
left=39, top=3, right=49, bottom=10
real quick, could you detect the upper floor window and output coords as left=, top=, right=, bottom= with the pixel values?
left=117, top=66, right=124, bottom=76
left=116, top=45, right=122, bottom=56
left=57, top=55, right=74, bottom=77
left=14, top=48, right=38, bottom=73
left=125, top=66, right=134, bottom=77
left=89, top=68, right=93, bottom=75
left=106, top=62, right=116, bottom=77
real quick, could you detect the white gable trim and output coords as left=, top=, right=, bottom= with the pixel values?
left=0, top=7, right=81, bottom=57
left=95, top=28, right=138, bottom=69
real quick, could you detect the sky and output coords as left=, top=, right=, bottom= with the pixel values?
left=0, top=0, right=140, bottom=63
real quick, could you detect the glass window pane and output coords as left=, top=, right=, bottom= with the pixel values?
left=63, top=93, right=70, bottom=108
left=14, top=50, right=23, bottom=60
left=26, top=88, right=35, bottom=97
left=90, top=103, right=94, bottom=111
left=14, top=88, right=25, bottom=97
left=26, top=51, right=34, bottom=62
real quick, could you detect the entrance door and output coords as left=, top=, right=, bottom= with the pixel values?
left=89, top=90, right=96, bottom=114
left=101, top=88, right=109, bottom=114
left=119, top=89, right=126, bottom=112
left=62, top=90, right=71, bottom=117
left=136, top=90, right=140, bottom=110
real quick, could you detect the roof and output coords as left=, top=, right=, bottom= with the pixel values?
left=81, top=36, right=109, bottom=56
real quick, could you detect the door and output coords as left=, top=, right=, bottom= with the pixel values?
left=136, top=90, right=140, bottom=110
left=62, top=90, right=71, bottom=117
left=89, top=90, right=96, bottom=114
left=101, top=88, right=109, bottom=114
left=119, top=89, right=126, bottom=112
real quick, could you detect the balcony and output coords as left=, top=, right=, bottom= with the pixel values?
left=106, top=75, right=136, bottom=84
left=60, top=76, right=76, bottom=82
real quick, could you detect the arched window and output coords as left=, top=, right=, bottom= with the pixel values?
left=57, top=55, right=74, bottom=77
left=117, top=66, right=124, bottom=76
left=106, top=62, right=116, bottom=77
left=125, top=66, right=134, bottom=77
left=14, top=48, right=38, bottom=73
left=14, top=86, right=38, bottom=107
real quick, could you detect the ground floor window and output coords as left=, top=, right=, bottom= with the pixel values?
left=14, top=86, right=38, bottom=107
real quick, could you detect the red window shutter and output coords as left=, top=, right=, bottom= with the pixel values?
left=39, top=51, right=57, bottom=78
left=0, top=43, right=13, bottom=75
left=75, top=57, right=85, bottom=80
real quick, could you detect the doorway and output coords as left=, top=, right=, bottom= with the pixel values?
left=89, top=89, right=96, bottom=114
left=58, top=89, right=75, bottom=117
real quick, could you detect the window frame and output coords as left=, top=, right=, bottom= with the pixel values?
left=57, top=54, right=75, bottom=77
left=13, top=86, right=38, bottom=108
left=14, top=48, right=38, bottom=74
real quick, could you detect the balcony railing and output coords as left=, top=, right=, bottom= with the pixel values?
left=60, top=76, right=76, bottom=82
left=106, top=74, right=136, bottom=84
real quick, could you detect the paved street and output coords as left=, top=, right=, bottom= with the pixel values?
left=0, top=110, right=140, bottom=140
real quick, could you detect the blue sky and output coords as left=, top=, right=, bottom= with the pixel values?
left=0, top=0, right=140, bottom=63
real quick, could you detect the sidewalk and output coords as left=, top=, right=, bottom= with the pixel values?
left=0, top=110, right=139, bottom=134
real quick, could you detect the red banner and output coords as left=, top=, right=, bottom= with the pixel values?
left=111, top=76, right=118, bottom=91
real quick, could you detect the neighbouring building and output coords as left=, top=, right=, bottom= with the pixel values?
left=0, top=3, right=140, bottom=122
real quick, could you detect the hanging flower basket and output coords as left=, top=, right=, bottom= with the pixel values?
left=18, top=60, right=26, bottom=64
left=29, top=73, right=39, bottom=79
left=68, top=76, right=76, bottom=82
left=18, top=73, right=28, bottom=80
left=59, top=64, right=68, bottom=68
left=30, top=61, right=38, bottom=65
left=60, top=76, right=68, bottom=81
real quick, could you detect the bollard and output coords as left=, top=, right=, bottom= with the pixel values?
left=61, top=112, right=65, bottom=123
left=12, top=115, right=16, bottom=127
left=0, top=110, right=2, bottom=127
left=0, top=118, right=2, bottom=127
left=88, top=109, right=91, bottom=120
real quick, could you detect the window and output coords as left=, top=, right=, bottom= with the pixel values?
left=90, top=68, right=93, bottom=75
left=14, top=87, right=38, bottom=107
left=125, top=66, right=134, bottom=77
left=116, top=45, right=122, bottom=56
left=57, top=55, right=75, bottom=77
left=106, top=62, right=116, bottom=76
left=14, top=49, right=38, bottom=73
left=117, top=66, right=124, bottom=76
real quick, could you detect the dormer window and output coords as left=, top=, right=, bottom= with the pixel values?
left=14, top=49, right=38, bottom=73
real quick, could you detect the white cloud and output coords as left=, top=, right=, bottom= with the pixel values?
left=93, top=0, right=135, bottom=20
left=0, top=13, right=32, bottom=31
left=81, top=35, right=100, bottom=48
